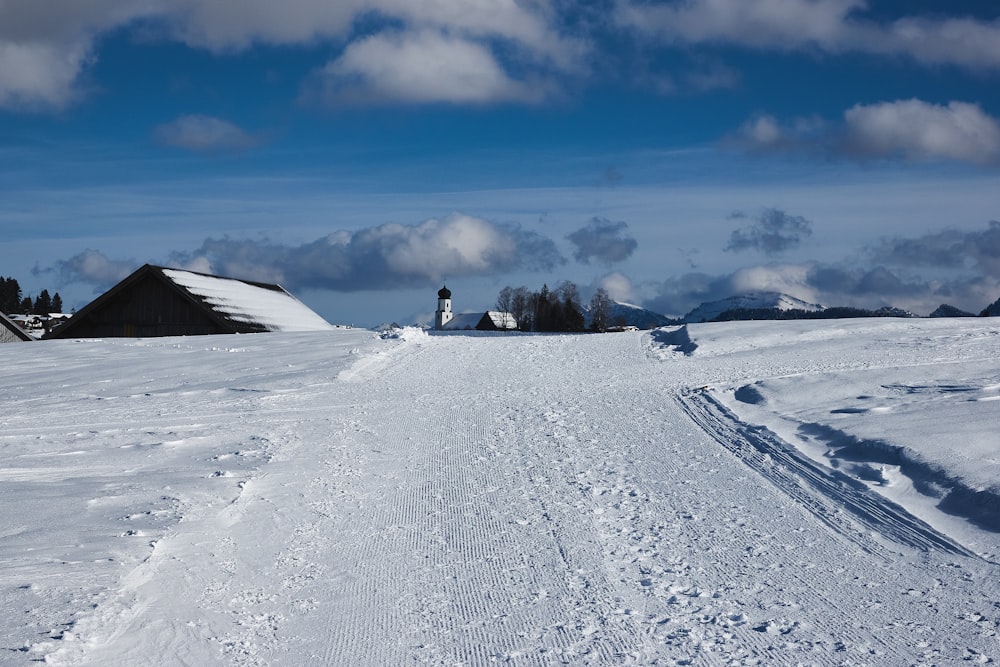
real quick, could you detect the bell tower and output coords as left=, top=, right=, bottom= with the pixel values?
left=434, top=285, right=453, bottom=330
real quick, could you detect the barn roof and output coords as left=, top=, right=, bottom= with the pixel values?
left=159, top=268, right=331, bottom=332
left=482, top=311, right=517, bottom=330
left=47, top=264, right=332, bottom=338
left=442, top=312, right=485, bottom=330
left=442, top=311, right=517, bottom=331
left=0, top=311, right=33, bottom=342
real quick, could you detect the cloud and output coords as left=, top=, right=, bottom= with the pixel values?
left=734, top=100, right=1000, bottom=166
left=725, top=208, right=813, bottom=255
left=616, top=0, right=1000, bottom=70
left=35, top=249, right=137, bottom=290
left=0, top=41, right=90, bottom=110
left=566, top=218, right=638, bottom=264
left=869, top=220, right=1000, bottom=278
left=641, top=222, right=1000, bottom=318
left=165, top=0, right=582, bottom=67
left=594, top=271, right=638, bottom=304
left=842, top=100, right=1000, bottom=166
left=0, top=0, right=581, bottom=112
left=641, top=261, right=999, bottom=319
left=153, top=114, right=262, bottom=152
left=304, top=30, right=547, bottom=106
left=0, top=0, right=147, bottom=110
left=168, top=213, right=565, bottom=291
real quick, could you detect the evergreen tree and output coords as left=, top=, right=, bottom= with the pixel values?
left=556, top=281, right=584, bottom=332
left=52, top=292, right=63, bottom=313
left=20, top=296, right=32, bottom=313
left=0, top=276, right=22, bottom=313
left=33, top=289, right=53, bottom=315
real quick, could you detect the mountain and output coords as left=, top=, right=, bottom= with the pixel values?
left=929, top=304, right=975, bottom=318
left=607, top=301, right=676, bottom=329
left=981, top=297, right=1000, bottom=317
left=683, top=292, right=824, bottom=323
left=582, top=300, right=675, bottom=330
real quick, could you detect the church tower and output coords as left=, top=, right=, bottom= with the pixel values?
left=434, top=285, right=453, bottom=330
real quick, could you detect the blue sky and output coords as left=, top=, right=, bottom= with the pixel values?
left=2, top=0, right=1000, bottom=325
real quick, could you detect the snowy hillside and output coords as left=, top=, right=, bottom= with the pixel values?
left=585, top=300, right=675, bottom=329
left=2, top=320, right=999, bottom=665
left=683, top=291, right=824, bottom=323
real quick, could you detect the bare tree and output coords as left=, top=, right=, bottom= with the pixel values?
left=589, top=288, right=612, bottom=332
left=510, top=286, right=532, bottom=331
left=496, top=286, right=514, bottom=315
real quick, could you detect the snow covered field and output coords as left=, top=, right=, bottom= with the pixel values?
left=1, top=319, right=998, bottom=665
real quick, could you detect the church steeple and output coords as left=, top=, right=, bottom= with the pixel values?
left=434, top=284, right=453, bottom=330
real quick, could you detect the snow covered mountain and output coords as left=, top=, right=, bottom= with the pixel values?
left=585, top=300, right=675, bottom=329
left=682, top=291, right=824, bottom=323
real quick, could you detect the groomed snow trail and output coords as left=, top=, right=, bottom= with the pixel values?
left=5, top=326, right=999, bottom=665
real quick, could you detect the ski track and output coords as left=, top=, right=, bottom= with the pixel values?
left=677, top=388, right=979, bottom=561
left=4, top=329, right=1000, bottom=665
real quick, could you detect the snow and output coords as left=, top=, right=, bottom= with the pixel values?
left=161, top=269, right=333, bottom=332
left=1, top=319, right=999, bottom=665
left=683, top=291, right=824, bottom=323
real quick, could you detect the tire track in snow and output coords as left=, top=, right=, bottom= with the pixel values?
left=678, top=388, right=979, bottom=560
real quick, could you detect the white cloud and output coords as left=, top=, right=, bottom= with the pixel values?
left=734, top=99, right=1000, bottom=166
left=617, top=0, right=1000, bottom=70
left=0, top=0, right=153, bottom=110
left=163, top=0, right=357, bottom=50
left=0, top=41, right=89, bottom=109
left=740, top=115, right=784, bottom=148
left=308, top=30, right=546, bottom=105
left=0, top=0, right=576, bottom=112
left=881, top=16, right=1000, bottom=70
left=164, top=0, right=581, bottom=66
left=45, top=249, right=137, bottom=289
left=616, top=0, right=862, bottom=50
left=843, top=100, right=1000, bottom=166
left=153, top=114, right=261, bottom=152
left=596, top=272, right=638, bottom=303
left=165, top=212, right=565, bottom=291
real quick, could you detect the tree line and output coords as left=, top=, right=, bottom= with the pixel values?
left=1, top=276, right=64, bottom=315
left=495, top=282, right=616, bottom=332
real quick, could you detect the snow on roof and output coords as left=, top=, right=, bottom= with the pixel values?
left=442, top=311, right=517, bottom=331
left=483, top=311, right=517, bottom=330
left=442, top=312, right=486, bottom=330
left=162, top=269, right=333, bottom=332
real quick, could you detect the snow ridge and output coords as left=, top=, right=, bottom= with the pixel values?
left=683, top=291, right=823, bottom=323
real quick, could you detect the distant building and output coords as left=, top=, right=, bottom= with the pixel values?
left=0, top=312, right=32, bottom=343
left=46, top=264, right=333, bottom=339
left=433, top=286, right=517, bottom=332
left=434, top=285, right=453, bottom=330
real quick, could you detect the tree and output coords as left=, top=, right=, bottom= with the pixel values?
left=510, top=286, right=532, bottom=331
left=496, top=286, right=514, bottom=316
left=556, top=281, right=585, bottom=332
left=589, top=288, right=612, bottom=332
left=52, top=292, right=63, bottom=313
left=33, top=289, right=53, bottom=315
left=0, top=276, right=22, bottom=314
left=20, top=296, right=32, bottom=313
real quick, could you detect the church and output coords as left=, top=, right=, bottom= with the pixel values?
left=434, top=285, right=517, bottom=332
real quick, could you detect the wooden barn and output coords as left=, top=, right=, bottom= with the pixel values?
left=45, top=264, right=332, bottom=339
left=443, top=311, right=517, bottom=331
left=1, top=311, right=33, bottom=343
